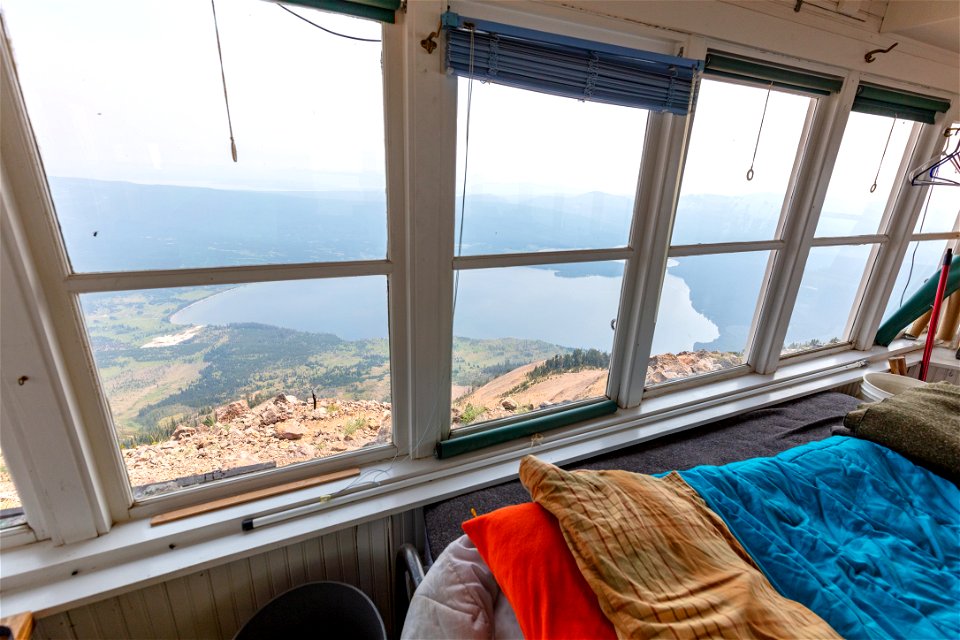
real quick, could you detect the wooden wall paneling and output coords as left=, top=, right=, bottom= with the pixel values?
left=265, top=547, right=292, bottom=596
left=246, top=553, right=272, bottom=611
left=87, top=599, right=129, bottom=639
left=225, top=558, right=259, bottom=635
left=207, top=564, right=240, bottom=639
left=32, top=612, right=75, bottom=640
left=285, top=540, right=308, bottom=587
left=303, top=536, right=327, bottom=583
left=338, top=527, right=361, bottom=588
left=63, top=605, right=101, bottom=639
left=321, top=531, right=343, bottom=582
left=114, top=591, right=156, bottom=639
left=184, top=570, right=221, bottom=640
left=163, top=577, right=200, bottom=639
left=366, top=517, right=394, bottom=634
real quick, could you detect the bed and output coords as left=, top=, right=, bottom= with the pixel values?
left=400, top=386, right=960, bottom=639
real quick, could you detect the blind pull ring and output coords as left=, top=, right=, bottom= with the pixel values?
left=746, top=84, right=772, bottom=181
left=871, top=116, right=898, bottom=193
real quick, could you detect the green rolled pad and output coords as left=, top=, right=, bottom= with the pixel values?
left=875, top=254, right=960, bottom=346
left=280, top=0, right=401, bottom=23
left=703, top=53, right=843, bottom=96
left=852, top=84, right=952, bottom=125
left=435, top=399, right=618, bottom=460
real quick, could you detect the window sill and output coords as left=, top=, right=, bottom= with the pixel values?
left=0, top=341, right=921, bottom=616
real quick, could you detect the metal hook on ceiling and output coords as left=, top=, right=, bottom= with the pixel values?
left=864, top=42, right=898, bottom=63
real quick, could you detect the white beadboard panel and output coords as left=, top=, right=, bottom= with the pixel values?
left=164, top=576, right=201, bottom=639
left=33, top=612, right=75, bottom=640
left=87, top=599, right=129, bottom=639
left=65, top=606, right=101, bottom=639
left=32, top=516, right=409, bottom=640
left=185, top=571, right=221, bottom=640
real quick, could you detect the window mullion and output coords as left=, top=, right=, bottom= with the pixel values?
left=749, top=74, right=859, bottom=374
left=850, top=116, right=960, bottom=349
left=382, top=19, right=410, bottom=459
left=611, top=111, right=693, bottom=408
left=404, top=0, right=457, bottom=458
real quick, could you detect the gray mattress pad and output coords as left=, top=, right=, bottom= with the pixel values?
left=424, top=391, right=861, bottom=557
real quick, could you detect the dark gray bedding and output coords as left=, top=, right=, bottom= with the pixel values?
left=424, top=391, right=860, bottom=557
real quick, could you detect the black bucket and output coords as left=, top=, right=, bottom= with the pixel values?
left=234, top=581, right=387, bottom=640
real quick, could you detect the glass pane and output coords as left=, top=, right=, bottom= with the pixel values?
left=454, top=80, right=645, bottom=255
left=4, top=0, right=386, bottom=271
left=672, top=79, right=813, bottom=245
left=646, top=252, right=769, bottom=386
left=914, top=128, right=960, bottom=234
left=782, top=244, right=875, bottom=355
left=80, top=278, right=390, bottom=498
left=884, top=240, right=953, bottom=322
left=815, top=113, right=912, bottom=237
left=0, top=451, right=26, bottom=528
left=450, top=262, right=623, bottom=428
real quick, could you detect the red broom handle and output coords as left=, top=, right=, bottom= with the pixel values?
left=920, top=247, right=953, bottom=381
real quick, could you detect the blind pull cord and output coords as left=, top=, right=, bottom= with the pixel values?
left=746, top=84, right=772, bottom=181
left=871, top=116, right=898, bottom=193
left=452, top=24, right=476, bottom=317
left=211, top=0, right=237, bottom=162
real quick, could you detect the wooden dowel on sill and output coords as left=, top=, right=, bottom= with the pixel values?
left=888, top=356, right=907, bottom=376
left=936, top=290, right=960, bottom=342
left=905, top=310, right=932, bottom=339
left=150, top=467, right=360, bottom=526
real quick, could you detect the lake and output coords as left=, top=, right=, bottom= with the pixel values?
left=172, top=266, right=718, bottom=354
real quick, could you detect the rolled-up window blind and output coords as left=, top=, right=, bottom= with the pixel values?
left=277, top=0, right=400, bottom=24
left=703, top=52, right=843, bottom=95
left=442, top=11, right=702, bottom=115
left=852, top=84, right=951, bottom=124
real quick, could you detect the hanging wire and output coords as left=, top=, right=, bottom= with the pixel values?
left=210, top=0, right=237, bottom=162
left=870, top=116, right=898, bottom=193
left=746, top=84, right=773, bottom=181
left=277, top=4, right=381, bottom=42
left=899, top=187, right=935, bottom=307
left=452, top=25, right=476, bottom=317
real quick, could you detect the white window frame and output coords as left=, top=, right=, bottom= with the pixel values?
left=0, top=11, right=411, bottom=529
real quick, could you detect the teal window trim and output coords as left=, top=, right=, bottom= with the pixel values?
left=435, top=399, right=618, bottom=459
left=279, top=0, right=400, bottom=24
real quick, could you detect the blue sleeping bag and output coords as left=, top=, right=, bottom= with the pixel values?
left=680, top=436, right=960, bottom=640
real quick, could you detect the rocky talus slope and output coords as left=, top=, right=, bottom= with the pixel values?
left=0, top=351, right=742, bottom=507
left=123, top=394, right=390, bottom=494
left=451, top=350, right=742, bottom=425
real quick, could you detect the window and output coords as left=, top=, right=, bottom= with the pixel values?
left=648, top=78, right=815, bottom=385
left=450, top=78, right=644, bottom=428
left=783, top=110, right=917, bottom=356
left=814, top=113, right=913, bottom=238
left=4, top=0, right=395, bottom=499
left=783, top=244, right=876, bottom=353
left=671, top=80, right=811, bottom=245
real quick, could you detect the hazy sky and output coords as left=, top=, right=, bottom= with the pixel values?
left=4, top=0, right=955, bottom=229
left=3, top=0, right=386, bottom=191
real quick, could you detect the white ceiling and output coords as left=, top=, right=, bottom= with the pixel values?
left=881, top=0, right=960, bottom=53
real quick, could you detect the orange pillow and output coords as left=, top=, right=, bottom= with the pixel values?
left=462, top=502, right=617, bottom=640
